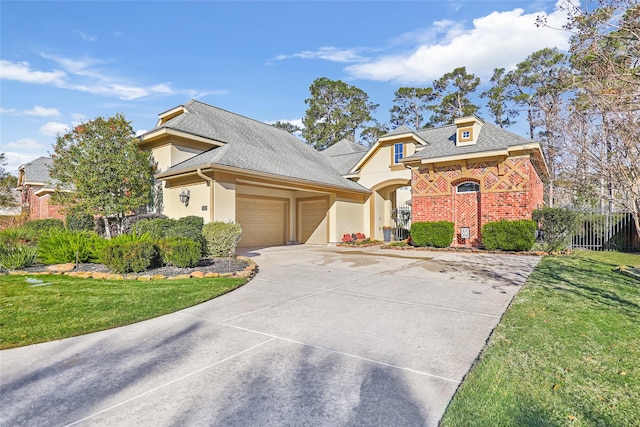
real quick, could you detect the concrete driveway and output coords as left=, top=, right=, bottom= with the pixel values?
left=1, top=245, right=540, bottom=426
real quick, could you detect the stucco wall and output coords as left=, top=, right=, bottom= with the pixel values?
left=333, top=199, right=364, bottom=242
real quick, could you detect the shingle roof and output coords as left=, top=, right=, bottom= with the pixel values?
left=153, top=100, right=369, bottom=193
left=405, top=121, right=536, bottom=161
left=20, top=157, right=56, bottom=184
left=320, top=139, right=368, bottom=175
left=382, top=125, right=415, bottom=137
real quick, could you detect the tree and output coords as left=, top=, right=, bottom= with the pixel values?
left=302, top=77, right=378, bottom=150
left=506, top=48, right=569, bottom=140
left=428, top=67, right=480, bottom=126
left=0, top=153, right=17, bottom=207
left=481, top=68, right=518, bottom=128
left=389, top=87, right=436, bottom=129
left=50, top=114, right=155, bottom=238
left=360, top=121, right=390, bottom=147
left=271, top=121, right=302, bottom=136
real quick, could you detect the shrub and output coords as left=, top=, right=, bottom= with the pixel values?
left=101, top=240, right=157, bottom=273
left=66, top=212, right=95, bottom=232
left=157, top=237, right=201, bottom=268
left=532, top=208, right=578, bottom=253
left=410, top=221, right=454, bottom=248
left=37, top=229, right=102, bottom=264
left=131, top=216, right=205, bottom=255
left=203, top=221, right=243, bottom=257
left=481, top=219, right=537, bottom=251
left=0, top=226, right=38, bottom=246
left=0, top=243, right=37, bottom=270
left=121, top=213, right=167, bottom=234
left=23, top=219, right=64, bottom=236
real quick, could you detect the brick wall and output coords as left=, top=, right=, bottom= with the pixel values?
left=411, top=156, right=544, bottom=247
left=22, top=187, right=65, bottom=220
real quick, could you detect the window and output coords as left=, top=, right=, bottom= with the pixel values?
left=462, top=130, right=470, bottom=139
left=456, top=182, right=480, bottom=193
left=394, top=143, right=404, bottom=164
left=458, top=127, right=473, bottom=142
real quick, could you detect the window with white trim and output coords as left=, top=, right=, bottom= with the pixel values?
left=394, top=143, right=404, bottom=164
left=456, top=182, right=480, bottom=193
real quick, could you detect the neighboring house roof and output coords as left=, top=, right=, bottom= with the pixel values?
left=320, top=139, right=368, bottom=175
left=151, top=100, right=369, bottom=193
left=17, top=157, right=60, bottom=194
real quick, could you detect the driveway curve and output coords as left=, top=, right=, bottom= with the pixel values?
left=1, top=245, right=540, bottom=426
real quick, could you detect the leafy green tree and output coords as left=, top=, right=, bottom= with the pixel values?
left=302, top=77, right=378, bottom=149
left=428, top=67, right=480, bottom=126
left=0, top=153, right=17, bottom=207
left=50, top=114, right=154, bottom=238
left=389, top=87, right=436, bottom=129
left=271, top=121, right=302, bottom=136
left=481, top=68, right=518, bottom=128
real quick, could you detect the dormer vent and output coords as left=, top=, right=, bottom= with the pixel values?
left=454, top=116, right=484, bottom=146
left=157, top=105, right=188, bottom=126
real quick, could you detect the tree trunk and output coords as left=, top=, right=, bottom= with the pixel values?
left=102, top=216, right=111, bottom=239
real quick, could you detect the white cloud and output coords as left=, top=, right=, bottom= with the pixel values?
left=0, top=107, right=17, bottom=114
left=39, top=121, right=68, bottom=136
left=274, top=47, right=366, bottom=63
left=25, top=106, right=61, bottom=117
left=2, top=54, right=204, bottom=101
left=5, top=138, right=46, bottom=150
left=345, top=4, right=572, bottom=84
left=0, top=60, right=67, bottom=84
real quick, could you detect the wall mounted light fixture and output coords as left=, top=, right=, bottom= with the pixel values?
left=179, top=188, right=190, bottom=206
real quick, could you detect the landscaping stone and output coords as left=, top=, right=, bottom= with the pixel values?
left=8, top=270, right=28, bottom=276
left=190, top=271, right=204, bottom=278
left=151, top=275, right=167, bottom=281
left=106, top=274, right=124, bottom=280
left=91, top=272, right=110, bottom=280
left=137, top=275, right=153, bottom=281
left=204, top=272, right=220, bottom=278
left=46, top=263, right=76, bottom=273
left=167, top=274, right=191, bottom=280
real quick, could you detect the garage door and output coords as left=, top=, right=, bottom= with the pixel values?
left=236, top=196, right=287, bottom=247
left=298, top=198, right=329, bottom=244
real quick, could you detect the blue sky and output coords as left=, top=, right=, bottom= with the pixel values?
left=0, top=0, right=573, bottom=173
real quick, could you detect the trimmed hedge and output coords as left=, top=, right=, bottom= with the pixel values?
left=203, top=221, right=243, bottom=257
left=157, top=237, right=201, bottom=268
left=131, top=216, right=205, bottom=254
left=121, top=213, right=167, bottom=234
left=101, top=240, right=157, bottom=273
left=410, top=221, right=454, bottom=248
left=23, top=219, right=65, bottom=236
left=481, top=219, right=536, bottom=251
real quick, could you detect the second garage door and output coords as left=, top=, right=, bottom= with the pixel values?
left=298, top=197, right=329, bottom=244
left=236, top=196, right=287, bottom=247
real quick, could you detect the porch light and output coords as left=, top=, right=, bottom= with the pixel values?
left=179, top=188, right=190, bottom=206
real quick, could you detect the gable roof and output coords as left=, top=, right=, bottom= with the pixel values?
left=150, top=100, right=369, bottom=193
left=382, top=125, right=415, bottom=137
left=320, top=139, right=368, bottom=175
left=403, top=120, right=549, bottom=176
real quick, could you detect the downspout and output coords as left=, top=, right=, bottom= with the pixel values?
left=196, top=168, right=214, bottom=222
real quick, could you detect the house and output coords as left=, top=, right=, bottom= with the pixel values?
left=139, top=100, right=548, bottom=248
left=16, top=157, right=65, bottom=220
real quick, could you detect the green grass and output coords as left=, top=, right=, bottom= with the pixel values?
left=0, top=275, right=246, bottom=350
left=441, top=251, right=640, bottom=427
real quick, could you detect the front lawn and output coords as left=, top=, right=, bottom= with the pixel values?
left=0, top=275, right=246, bottom=350
left=441, top=251, right=640, bottom=427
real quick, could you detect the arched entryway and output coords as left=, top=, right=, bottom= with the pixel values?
left=452, top=180, right=481, bottom=246
left=369, top=179, right=411, bottom=241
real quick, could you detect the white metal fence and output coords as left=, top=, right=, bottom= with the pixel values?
left=571, top=211, right=639, bottom=252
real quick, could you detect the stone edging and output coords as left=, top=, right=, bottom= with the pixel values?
left=5, top=256, right=259, bottom=281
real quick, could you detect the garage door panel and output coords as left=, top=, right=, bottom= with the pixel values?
left=298, top=198, right=329, bottom=244
left=237, top=197, right=287, bottom=247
